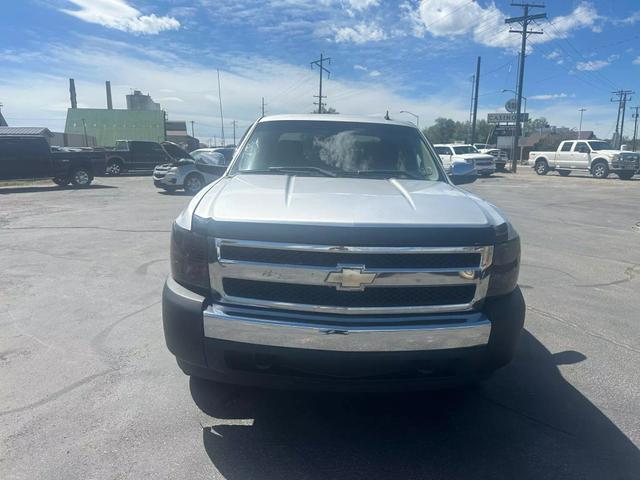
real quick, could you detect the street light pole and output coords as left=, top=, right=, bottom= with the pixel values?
left=578, top=108, right=586, bottom=140
left=400, top=110, right=419, bottom=129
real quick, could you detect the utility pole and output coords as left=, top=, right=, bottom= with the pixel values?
left=261, top=97, right=266, bottom=117
left=217, top=69, right=225, bottom=145
left=611, top=90, right=634, bottom=148
left=506, top=2, right=546, bottom=172
left=232, top=120, right=237, bottom=145
left=311, top=53, right=331, bottom=114
left=631, top=106, right=639, bottom=152
left=190, top=120, right=195, bottom=138
left=470, top=56, right=481, bottom=144
left=578, top=108, right=586, bottom=140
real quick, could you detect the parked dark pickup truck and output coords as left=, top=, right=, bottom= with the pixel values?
left=0, top=135, right=106, bottom=187
left=105, top=140, right=172, bottom=175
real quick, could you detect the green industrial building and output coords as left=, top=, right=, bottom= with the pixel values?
left=64, top=108, right=165, bottom=147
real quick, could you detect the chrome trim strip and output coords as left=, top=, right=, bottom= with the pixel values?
left=216, top=262, right=481, bottom=286
left=217, top=238, right=491, bottom=256
left=203, top=305, right=491, bottom=352
left=209, top=239, right=493, bottom=315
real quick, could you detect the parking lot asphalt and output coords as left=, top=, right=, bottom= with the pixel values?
left=1, top=169, right=639, bottom=479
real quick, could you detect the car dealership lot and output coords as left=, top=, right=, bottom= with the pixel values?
left=1, top=171, right=639, bottom=479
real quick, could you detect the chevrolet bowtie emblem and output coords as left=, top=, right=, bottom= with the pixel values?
left=325, top=266, right=377, bottom=291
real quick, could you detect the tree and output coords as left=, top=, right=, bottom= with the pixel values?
left=523, top=117, right=550, bottom=136
left=423, top=117, right=457, bottom=144
left=310, top=106, right=339, bottom=114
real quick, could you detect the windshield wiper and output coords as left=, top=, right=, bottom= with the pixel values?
left=239, top=166, right=336, bottom=177
left=355, top=169, right=423, bottom=180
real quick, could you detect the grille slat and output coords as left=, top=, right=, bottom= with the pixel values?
left=219, top=246, right=481, bottom=269
left=223, top=279, right=475, bottom=308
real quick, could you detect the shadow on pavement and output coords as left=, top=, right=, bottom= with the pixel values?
left=0, top=184, right=117, bottom=194
left=190, top=331, right=639, bottom=479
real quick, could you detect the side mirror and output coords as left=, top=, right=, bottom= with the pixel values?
left=449, top=162, right=477, bottom=185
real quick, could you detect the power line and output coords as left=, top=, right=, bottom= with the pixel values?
left=217, top=68, right=225, bottom=145
left=311, top=53, right=331, bottom=114
left=505, top=2, right=546, bottom=172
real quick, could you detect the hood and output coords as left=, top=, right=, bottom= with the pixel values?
left=194, top=175, right=503, bottom=228
left=592, top=149, right=636, bottom=157
left=161, top=141, right=193, bottom=161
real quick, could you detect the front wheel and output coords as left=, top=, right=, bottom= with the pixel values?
left=535, top=159, right=549, bottom=175
left=184, top=173, right=205, bottom=194
left=617, top=171, right=635, bottom=180
left=591, top=161, right=609, bottom=179
left=70, top=168, right=93, bottom=187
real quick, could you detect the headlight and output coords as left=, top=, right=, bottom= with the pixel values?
left=486, top=222, right=520, bottom=297
left=465, top=158, right=474, bottom=164
left=170, top=222, right=210, bottom=295
left=168, top=166, right=179, bottom=173
left=611, top=154, right=620, bottom=161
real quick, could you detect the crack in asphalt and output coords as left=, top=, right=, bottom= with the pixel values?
left=135, top=258, right=168, bottom=275
left=527, top=305, right=640, bottom=355
left=0, top=369, right=114, bottom=417
left=91, top=300, right=161, bottom=355
left=575, top=264, right=640, bottom=288
left=521, top=262, right=578, bottom=280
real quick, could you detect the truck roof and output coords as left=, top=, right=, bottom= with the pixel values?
left=257, top=114, right=415, bottom=128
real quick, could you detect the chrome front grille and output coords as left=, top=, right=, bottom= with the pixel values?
left=209, top=239, right=493, bottom=315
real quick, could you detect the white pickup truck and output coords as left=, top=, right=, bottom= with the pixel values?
left=529, top=140, right=640, bottom=180
left=434, top=144, right=496, bottom=177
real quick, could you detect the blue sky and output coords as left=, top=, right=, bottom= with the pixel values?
left=1, top=0, right=639, bottom=141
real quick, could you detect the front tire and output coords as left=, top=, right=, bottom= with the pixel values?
left=70, top=168, right=92, bottom=187
left=535, top=159, right=549, bottom=175
left=617, top=171, right=635, bottom=180
left=591, top=161, right=609, bottom=179
left=184, top=173, right=205, bottom=194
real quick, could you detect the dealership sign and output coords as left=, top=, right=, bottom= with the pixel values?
left=487, top=112, right=529, bottom=124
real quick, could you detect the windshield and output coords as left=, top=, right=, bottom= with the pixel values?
left=453, top=145, right=479, bottom=155
left=232, top=120, right=443, bottom=181
left=588, top=141, right=613, bottom=150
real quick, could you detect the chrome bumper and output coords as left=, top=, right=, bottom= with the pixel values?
left=203, top=305, right=491, bottom=352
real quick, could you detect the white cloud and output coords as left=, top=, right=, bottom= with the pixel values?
left=576, top=60, right=610, bottom=71
left=634, top=57, right=640, bottom=65
left=157, top=97, right=184, bottom=103
left=60, top=0, right=180, bottom=34
left=409, top=0, right=604, bottom=51
left=353, top=64, right=368, bottom=71
left=543, top=49, right=564, bottom=65
left=529, top=93, right=569, bottom=101
left=345, top=0, right=380, bottom=11
left=369, top=70, right=381, bottom=77
left=334, top=22, right=387, bottom=44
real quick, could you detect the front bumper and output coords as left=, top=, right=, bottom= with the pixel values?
left=476, top=165, right=496, bottom=174
left=163, top=277, right=525, bottom=389
left=203, top=304, right=490, bottom=352
left=153, top=175, right=178, bottom=189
